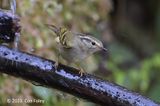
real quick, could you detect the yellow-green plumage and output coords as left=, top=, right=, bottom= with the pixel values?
left=46, top=24, right=107, bottom=76
left=47, top=24, right=73, bottom=48
left=59, top=27, right=68, bottom=47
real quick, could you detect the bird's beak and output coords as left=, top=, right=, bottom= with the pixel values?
left=97, top=44, right=107, bottom=52
left=101, top=47, right=107, bottom=52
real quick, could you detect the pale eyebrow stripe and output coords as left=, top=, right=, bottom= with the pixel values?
left=79, top=36, right=101, bottom=46
left=79, top=36, right=93, bottom=42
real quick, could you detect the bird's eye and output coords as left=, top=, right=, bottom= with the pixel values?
left=91, top=42, right=96, bottom=45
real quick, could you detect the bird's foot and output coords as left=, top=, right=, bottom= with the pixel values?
left=54, top=61, right=59, bottom=71
left=78, top=68, right=85, bottom=77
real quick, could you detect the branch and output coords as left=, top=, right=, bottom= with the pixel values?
left=0, top=45, right=159, bottom=106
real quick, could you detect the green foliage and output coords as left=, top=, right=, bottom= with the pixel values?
left=0, top=0, right=160, bottom=106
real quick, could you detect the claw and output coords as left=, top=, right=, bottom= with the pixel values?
left=78, top=67, right=85, bottom=77
left=54, top=61, right=59, bottom=70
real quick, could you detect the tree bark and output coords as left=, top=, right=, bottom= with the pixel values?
left=0, top=45, right=159, bottom=106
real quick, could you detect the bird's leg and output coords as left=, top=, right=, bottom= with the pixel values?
left=79, top=67, right=84, bottom=77
left=13, top=32, right=20, bottom=50
left=54, top=59, right=58, bottom=70
left=54, top=51, right=60, bottom=70
left=76, top=63, right=85, bottom=77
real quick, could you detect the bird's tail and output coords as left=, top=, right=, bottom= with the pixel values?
left=46, top=24, right=69, bottom=46
left=46, top=24, right=60, bottom=36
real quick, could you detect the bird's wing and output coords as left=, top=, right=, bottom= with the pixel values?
left=59, top=27, right=74, bottom=48
left=46, top=24, right=74, bottom=48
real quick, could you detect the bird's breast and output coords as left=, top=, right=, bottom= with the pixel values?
left=60, top=46, right=88, bottom=63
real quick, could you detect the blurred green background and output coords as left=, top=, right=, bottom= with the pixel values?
left=0, top=0, right=160, bottom=106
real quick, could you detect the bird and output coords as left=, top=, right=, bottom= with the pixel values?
left=46, top=24, right=107, bottom=76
